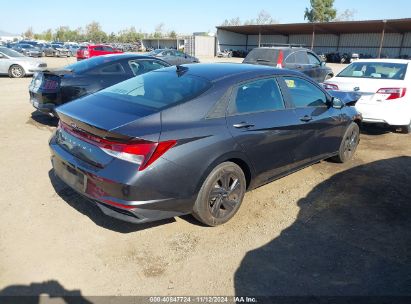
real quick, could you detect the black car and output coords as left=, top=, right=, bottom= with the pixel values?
left=243, top=47, right=334, bottom=83
left=50, top=63, right=361, bottom=226
left=44, top=44, right=70, bottom=57
left=29, top=54, right=170, bottom=115
left=12, top=44, right=43, bottom=57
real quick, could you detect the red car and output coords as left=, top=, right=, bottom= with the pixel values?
left=76, top=44, right=123, bottom=61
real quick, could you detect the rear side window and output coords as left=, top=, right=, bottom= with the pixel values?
left=283, top=77, right=327, bottom=108
left=229, top=78, right=284, bottom=115
left=100, top=70, right=211, bottom=110
left=94, top=46, right=104, bottom=51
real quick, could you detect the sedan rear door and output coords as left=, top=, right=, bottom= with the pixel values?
left=225, top=77, right=302, bottom=184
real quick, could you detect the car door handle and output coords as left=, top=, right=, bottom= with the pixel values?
left=233, top=122, right=255, bottom=129
left=300, top=115, right=313, bottom=122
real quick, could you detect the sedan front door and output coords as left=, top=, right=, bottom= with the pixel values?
left=278, top=75, right=346, bottom=167
left=226, top=77, right=302, bottom=185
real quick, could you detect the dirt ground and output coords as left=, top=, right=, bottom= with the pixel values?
left=0, top=57, right=410, bottom=299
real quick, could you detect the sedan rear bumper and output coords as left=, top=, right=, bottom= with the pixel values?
left=49, top=137, right=193, bottom=224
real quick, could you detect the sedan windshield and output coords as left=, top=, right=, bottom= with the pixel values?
left=99, top=70, right=211, bottom=110
left=337, top=62, right=407, bottom=80
left=0, top=47, right=25, bottom=57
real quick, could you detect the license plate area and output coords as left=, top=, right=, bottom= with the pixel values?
left=57, top=161, right=87, bottom=193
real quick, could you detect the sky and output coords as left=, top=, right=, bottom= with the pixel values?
left=1, top=0, right=411, bottom=35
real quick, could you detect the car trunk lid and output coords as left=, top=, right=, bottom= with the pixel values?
left=55, top=93, right=162, bottom=168
left=327, top=77, right=407, bottom=104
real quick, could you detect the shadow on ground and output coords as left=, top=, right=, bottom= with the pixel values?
left=235, top=156, right=411, bottom=296
left=28, top=110, right=58, bottom=128
left=48, top=170, right=176, bottom=233
left=0, top=280, right=91, bottom=304
left=360, top=123, right=404, bottom=135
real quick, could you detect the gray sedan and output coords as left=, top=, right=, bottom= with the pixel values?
left=0, top=47, right=47, bottom=78
left=148, top=49, right=199, bottom=65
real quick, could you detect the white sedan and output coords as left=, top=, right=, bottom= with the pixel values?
left=0, top=46, right=47, bottom=78
left=323, top=59, right=410, bottom=133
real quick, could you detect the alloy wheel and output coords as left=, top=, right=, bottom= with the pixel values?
left=208, top=171, right=242, bottom=219
left=343, top=128, right=359, bottom=160
left=11, top=66, right=23, bottom=78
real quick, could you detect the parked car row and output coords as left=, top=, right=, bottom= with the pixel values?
left=3, top=42, right=408, bottom=227
left=0, top=47, right=47, bottom=77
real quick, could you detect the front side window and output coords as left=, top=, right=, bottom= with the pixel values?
left=103, top=46, right=114, bottom=52
left=229, top=78, right=284, bottom=115
left=294, top=51, right=309, bottom=64
left=283, top=77, right=327, bottom=108
left=128, top=60, right=169, bottom=76
left=308, top=53, right=321, bottom=65
left=337, top=62, right=407, bottom=80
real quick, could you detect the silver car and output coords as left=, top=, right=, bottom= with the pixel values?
left=0, top=47, right=47, bottom=78
left=148, top=49, right=199, bottom=65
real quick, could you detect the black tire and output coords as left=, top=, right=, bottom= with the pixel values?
left=401, top=121, right=411, bottom=134
left=332, top=123, right=360, bottom=163
left=193, top=162, right=246, bottom=226
left=8, top=64, right=25, bottom=78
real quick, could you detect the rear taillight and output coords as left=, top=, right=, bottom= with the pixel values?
left=59, top=121, right=176, bottom=171
left=322, top=83, right=339, bottom=91
left=276, top=50, right=284, bottom=68
left=376, top=88, right=407, bottom=100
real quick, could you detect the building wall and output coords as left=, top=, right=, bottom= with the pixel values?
left=217, top=29, right=411, bottom=58
left=216, top=29, right=247, bottom=51
left=194, top=36, right=216, bottom=57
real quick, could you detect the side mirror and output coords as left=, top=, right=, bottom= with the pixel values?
left=0, top=54, right=4, bottom=58
left=320, top=61, right=326, bottom=67
left=332, top=97, right=344, bottom=109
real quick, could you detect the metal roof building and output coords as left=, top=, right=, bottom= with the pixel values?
left=216, top=18, right=411, bottom=58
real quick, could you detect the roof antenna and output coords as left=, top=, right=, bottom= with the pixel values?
left=176, top=65, right=188, bottom=77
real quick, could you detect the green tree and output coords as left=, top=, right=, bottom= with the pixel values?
left=23, top=27, right=34, bottom=39
left=168, top=30, right=177, bottom=38
left=304, top=0, right=337, bottom=22
left=153, top=23, right=165, bottom=38
left=85, top=21, right=107, bottom=43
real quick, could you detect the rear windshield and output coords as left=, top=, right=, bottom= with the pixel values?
left=99, top=70, right=211, bottom=110
left=337, top=62, right=408, bottom=80
left=65, top=56, right=119, bottom=73
left=244, top=49, right=280, bottom=63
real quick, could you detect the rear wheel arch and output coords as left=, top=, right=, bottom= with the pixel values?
left=195, top=152, right=254, bottom=194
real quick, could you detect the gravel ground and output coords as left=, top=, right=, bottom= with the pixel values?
left=0, top=57, right=410, bottom=299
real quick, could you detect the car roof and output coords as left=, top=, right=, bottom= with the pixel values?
left=252, top=47, right=307, bottom=51
left=353, top=58, right=410, bottom=64
left=155, top=63, right=301, bottom=81
left=97, top=53, right=159, bottom=60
